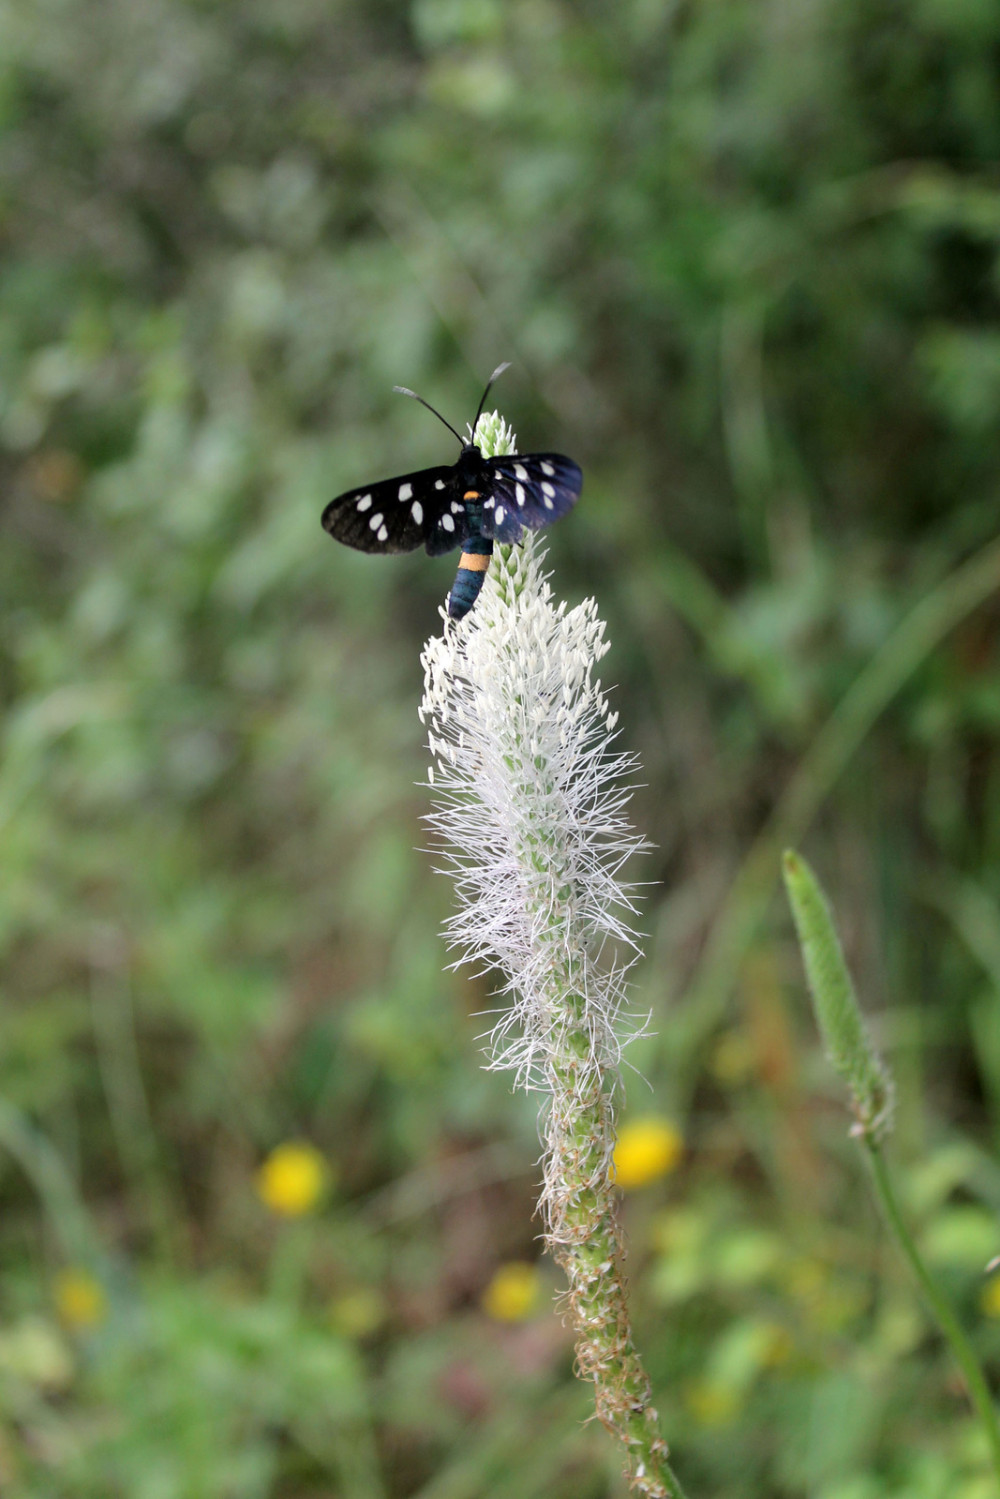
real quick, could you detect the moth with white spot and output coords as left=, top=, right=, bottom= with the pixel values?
left=321, top=364, right=583, bottom=619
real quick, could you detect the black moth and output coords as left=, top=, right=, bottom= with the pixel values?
left=321, top=364, right=583, bottom=619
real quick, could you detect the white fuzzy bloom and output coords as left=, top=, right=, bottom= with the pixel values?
left=419, top=412, right=648, bottom=1104
left=418, top=415, right=683, bottom=1497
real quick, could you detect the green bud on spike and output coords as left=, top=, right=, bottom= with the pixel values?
left=782, top=849, right=895, bottom=1142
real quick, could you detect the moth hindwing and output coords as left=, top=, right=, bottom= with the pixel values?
left=476, top=453, right=584, bottom=545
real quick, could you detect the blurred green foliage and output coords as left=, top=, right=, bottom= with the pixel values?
left=3, top=0, right=1000, bottom=1493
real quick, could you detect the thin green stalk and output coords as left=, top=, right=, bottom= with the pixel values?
left=90, top=934, right=181, bottom=1264
left=0, top=1094, right=99, bottom=1266
left=546, top=1051, right=689, bottom=1499
left=864, top=1141, right=1000, bottom=1483
left=784, top=850, right=1000, bottom=1483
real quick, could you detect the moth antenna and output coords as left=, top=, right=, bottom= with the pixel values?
left=472, top=362, right=512, bottom=435
left=393, top=386, right=464, bottom=444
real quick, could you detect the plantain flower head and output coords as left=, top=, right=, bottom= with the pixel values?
left=419, top=412, right=647, bottom=1141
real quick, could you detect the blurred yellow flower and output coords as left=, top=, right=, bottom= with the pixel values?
left=481, top=1261, right=542, bottom=1322
left=710, top=1028, right=756, bottom=1086
left=612, top=1117, right=683, bottom=1190
left=980, top=1275, right=1000, bottom=1319
left=53, top=1268, right=107, bottom=1331
left=330, top=1288, right=385, bottom=1338
left=760, top=1323, right=794, bottom=1367
left=256, top=1141, right=330, bottom=1217
left=684, top=1377, right=740, bottom=1427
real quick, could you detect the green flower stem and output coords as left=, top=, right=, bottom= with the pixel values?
left=0, top=1094, right=99, bottom=1267
left=546, top=1011, right=688, bottom=1499
left=864, top=1141, right=1000, bottom=1484
left=783, top=850, right=1000, bottom=1483
left=267, top=1219, right=316, bottom=1309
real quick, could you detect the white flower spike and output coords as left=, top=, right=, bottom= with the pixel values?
left=419, top=410, right=686, bottom=1499
left=421, top=527, right=647, bottom=1098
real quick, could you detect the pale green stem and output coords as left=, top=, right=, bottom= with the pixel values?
left=0, top=1094, right=99, bottom=1266
left=89, top=936, right=181, bottom=1263
left=544, top=1033, right=689, bottom=1499
left=268, top=1219, right=316, bottom=1309
left=784, top=851, right=1000, bottom=1483
left=864, top=1141, right=1000, bottom=1484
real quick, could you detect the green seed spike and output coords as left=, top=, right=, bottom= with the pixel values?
left=782, top=849, right=894, bottom=1142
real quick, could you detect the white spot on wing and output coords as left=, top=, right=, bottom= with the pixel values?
left=434, top=479, right=445, bottom=490
left=411, top=500, right=423, bottom=525
left=515, top=483, right=525, bottom=506
left=514, top=463, right=528, bottom=481
left=543, top=495, right=554, bottom=509
left=495, top=506, right=505, bottom=524
left=377, top=525, right=388, bottom=542
left=542, top=482, right=556, bottom=498
left=541, top=462, right=554, bottom=477
left=369, top=512, right=383, bottom=529
left=356, top=494, right=372, bottom=511
left=441, top=513, right=455, bottom=532
left=398, top=482, right=412, bottom=501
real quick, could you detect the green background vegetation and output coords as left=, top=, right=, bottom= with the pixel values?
left=3, top=0, right=1000, bottom=1493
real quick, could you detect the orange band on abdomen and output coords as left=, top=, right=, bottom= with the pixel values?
left=458, top=551, right=491, bottom=572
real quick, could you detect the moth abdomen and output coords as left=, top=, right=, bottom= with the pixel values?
left=446, top=535, right=493, bottom=621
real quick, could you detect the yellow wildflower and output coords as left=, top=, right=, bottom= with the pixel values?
left=481, top=1261, right=542, bottom=1322
left=256, top=1141, right=330, bottom=1217
left=980, top=1275, right=1000, bottom=1319
left=710, top=1029, right=756, bottom=1085
left=684, top=1377, right=740, bottom=1427
left=53, top=1268, right=107, bottom=1331
left=330, top=1288, right=385, bottom=1338
left=760, top=1322, right=794, bottom=1367
left=612, top=1117, right=683, bottom=1190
